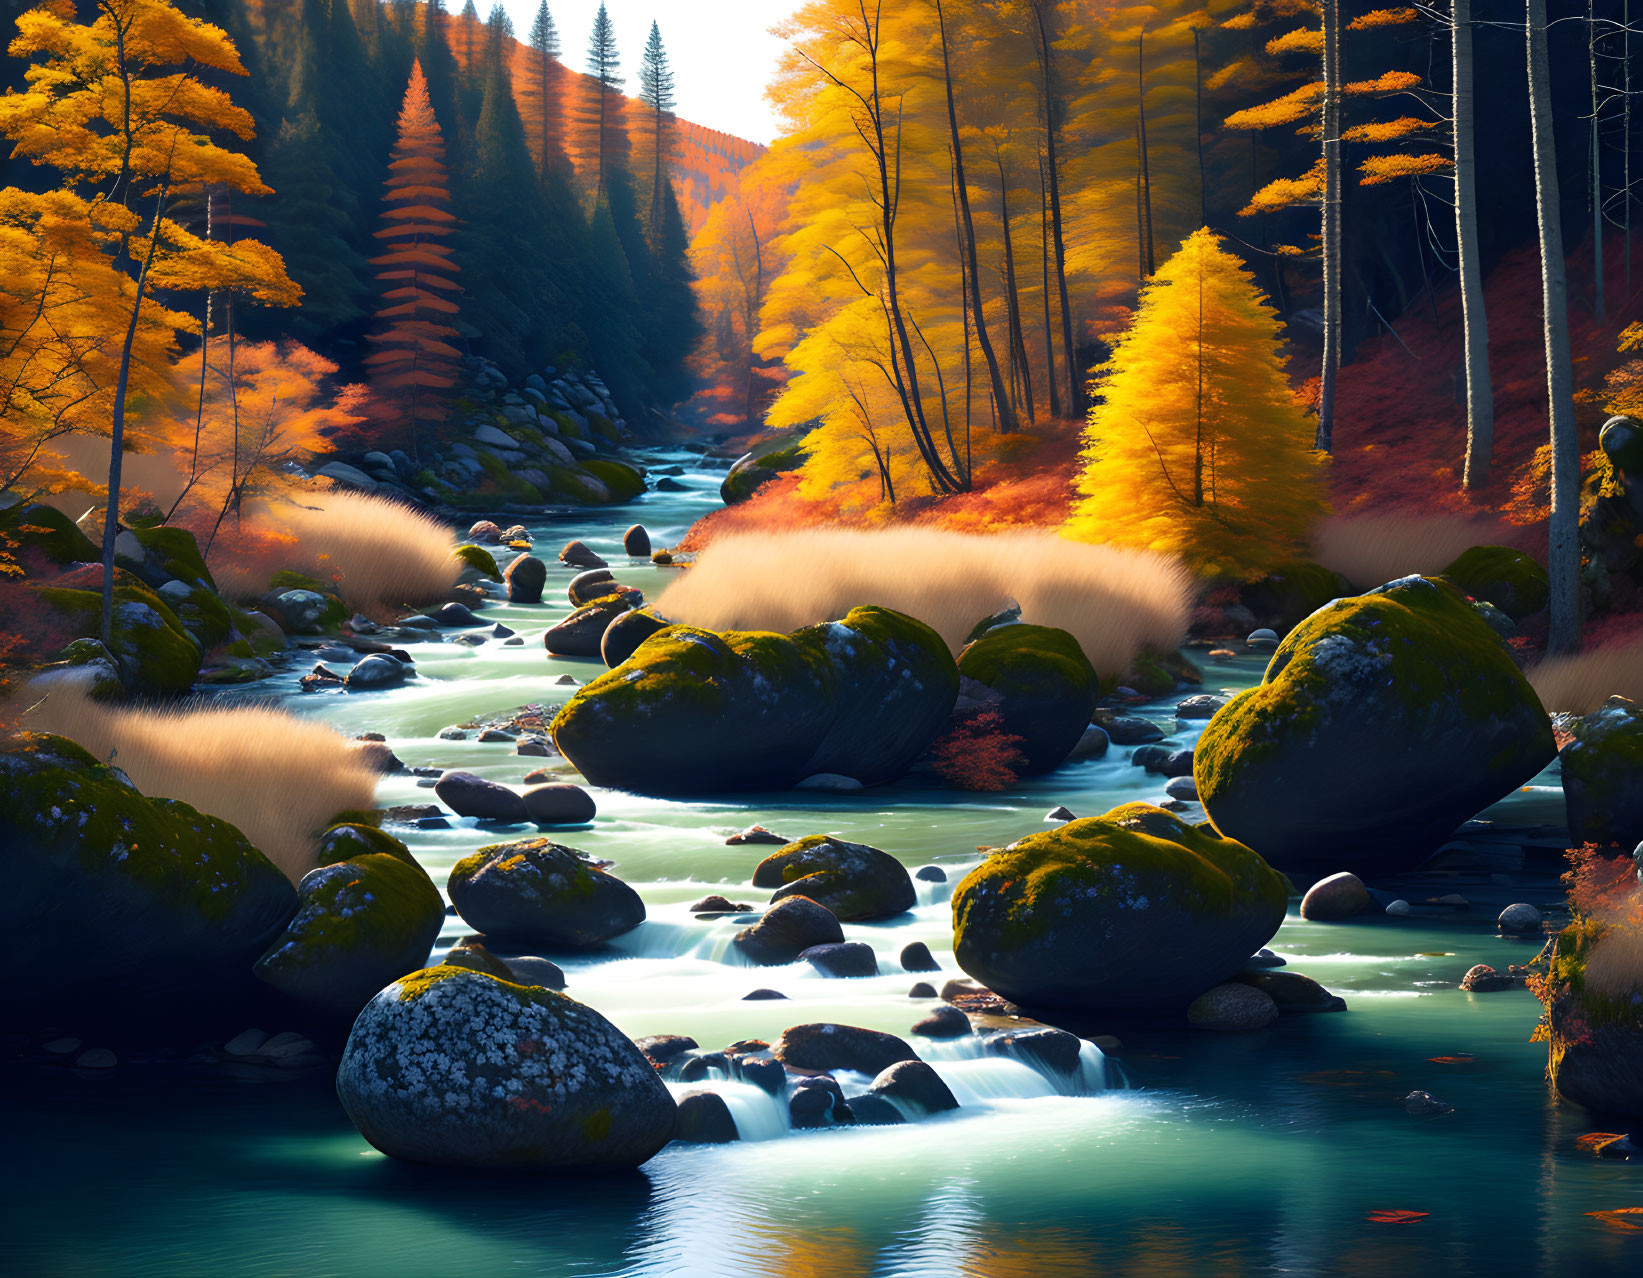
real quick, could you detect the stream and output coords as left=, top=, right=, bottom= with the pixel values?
left=7, top=449, right=1642, bottom=1276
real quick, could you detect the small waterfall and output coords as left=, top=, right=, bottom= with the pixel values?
left=665, top=1078, right=791, bottom=1142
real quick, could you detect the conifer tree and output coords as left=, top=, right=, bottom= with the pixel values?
left=576, top=2, right=625, bottom=197
left=1065, top=229, right=1325, bottom=579
left=1, top=0, right=298, bottom=644
left=638, top=20, right=677, bottom=239
left=518, top=0, right=565, bottom=177
left=365, top=59, right=462, bottom=461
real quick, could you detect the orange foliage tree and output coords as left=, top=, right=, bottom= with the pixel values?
left=364, top=59, right=462, bottom=463
left=0, top=0, right=298, bottom=645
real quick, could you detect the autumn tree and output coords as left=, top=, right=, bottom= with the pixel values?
left=0, top=0, right=298, bottom=645
left=1065, top=229, right=1326, bottom=579
left=365, top=59, right=462, bottom=460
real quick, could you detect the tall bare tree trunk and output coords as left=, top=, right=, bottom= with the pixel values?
left=1032, top=0, right=1078, bottom=415
left=1455, top=0, right=1496, bottom=489
left=1317, top=0, right=1342, bottom=452
left=1193, top=25, right=1207, bottom=229
left=1529, top=0, right=1582, bottom=655
left=1037, top=152, right=1061, bottom=419
left=934, top=0, right=1016, bottom=434
left=1138, top=30, right=1155, bottom=277
left=1590, top=0, right=1605, bottom=318
left=995, top=154, right=1034, bottom=423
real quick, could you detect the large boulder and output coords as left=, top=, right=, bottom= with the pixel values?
left=1193, top=576, right=1556, bottom=875
left=721, top=441, right=804, bottom=505
left=552, top=606, right=957, bottom=794
left=433, top=771, right=528, bottom=823
left=1440, top=545, right=1550, bottom=622
left=752, top=835, right=915, bottom=921
left=253, top=824, right=443, bottom=1018
left=732, top=895, right=844, bottom=964
left=336, top=967, right=676, bottom=1168
left=772, top=1023, right=918, bottom=1074
left=0, top=733, right=296, bottom=1009
left=1560, top=696, right=1643, bottom=849
left=0, top=501, right=97, bottom=571
left=447, top=837, right=645, bottom=948
left=1541, top=917, right=1643, bottom=1116
left=544, top=595, right=633, bottom=658
left=955, top=624, right=1100, bottom=773
left=33, top=575, right=201, bottom=696
left=951, top=802, right=1287, bottom=1010
left=1237, top=561, right=1352, bottom=633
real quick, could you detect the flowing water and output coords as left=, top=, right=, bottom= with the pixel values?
left=7, top=450, right=1642, bottom=1276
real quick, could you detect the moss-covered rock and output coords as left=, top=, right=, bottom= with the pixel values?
left=0, top=501, right=98, bottom=571
left=33, top=576, right=202, bottom=696
left=0, top=733, right=296, bottom=1010
left=752, top=835, right=916, bottom=921
left=1560, top=696, right=1643, bottom=849
left=336, top=967, right=676, bottom=1168
left=447, top=838, right=645, bottom=948
left=164, top=581, right=233, bottom=649
left=1440, top=545, right=1550, bottom=621
left=269, top=569, right=327, bottom=593
left=1193, top=576, right=1556, bottom=875
left=544, top=464, right=610, bottom=505
left=951, top=802, right=1287, bottom=1010
left=452, top=543, right=501, bottom=581
left=253, top=824, right=443, bottom=1018
left=1540, top=915, right=1643, bottom=1115
left=581, top=459, right=646, bottom=502
left=721, top=441, right=805, bottom=505
left=1601, top=414, right=1643, bottom=478
left=552, top=606, right=955, bottom=794
left=543, top=593, right=635, bottom=657
left=1237, top=561, right=1352, bottom=631
left=601, top=607, right=670, bottom=668
left=131, top=525, right=215, bottom=591
left=956, top=624, right=1099, bottom=773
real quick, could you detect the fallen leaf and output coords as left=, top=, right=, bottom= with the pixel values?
left=1587, top=1209, right=1643, bottom=1230
left=1428, top=1055, right=1475, bottom=1065
left=1367, top=1210, right=1429, bottom=1224
left=1576, top=1132, right=1627, bottom=1151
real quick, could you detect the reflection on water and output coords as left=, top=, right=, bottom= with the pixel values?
left=10, top=451, right=1642, bottom=1276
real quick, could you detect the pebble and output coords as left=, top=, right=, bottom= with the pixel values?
left=1300, top=872, right=1372, bottom=921
left=223, top=1029, right=268, bottom=1057
left=74, top=1048, right=117, bottom=1069
left=1163, top=776, right=1199, bottom=802
left=258, top=1031, right=315, bottom=1059
left=908, top=982, right=938, bottom=999
left=516, top=738, right=554, bottom=756
left=726, top=825, right=787, bottom=846
left=914, top=865, right=947, bottom=882
left=1497, top=903, right=1542, bottom=934
left=42, top=1037, right=82, bottom=1055
left=1242, top=948, right=1286, bottom=970
left=690, top=895, right=755, bottom=913
left=553, top=674, right=579, bottom=686
left=1385, top=899, right=1411, bottom=917
left=492, top=623, right=515, bottom=638
left=1247, top=628, right=1279, bottom=647
left=1175, top=694, right=1228, bottom=719
left=742, top=989, right=787, bottom=1000
left=437, top=726, right=468, bottom=740
left=1459, top=963, right=1519, bottom=992
left=910, top=1005, right=971, bottom=1038
left=1402, top=1089, right=1454, bottom=1117
left=1045, top=805, right=1076, bottom=822
left=1186, top=982, right=1279, bottom=1032
left=477, top=728, right=515, bottom=742
left=900, top=941, right=941, bottom=973
left=795, top=772, right=865, bottom=791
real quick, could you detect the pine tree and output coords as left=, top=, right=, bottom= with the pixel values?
left=365, top=59, right=462, bottom=461
left=1452, top=0, right=1494, bottom=490
left=1, top=0, right=299, bottom=644
left=518, top=0, right=565, bottom=178
left=576, top=2, right=625, bottom=198
left=1065, top=229, right=1326, bottom=579
left=637, top=20, right=677, bottom=238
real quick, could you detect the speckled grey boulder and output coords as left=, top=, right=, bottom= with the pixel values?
left=336, top=967, right=675, bottom=1169
left=447, top=838, right=644, bottom=948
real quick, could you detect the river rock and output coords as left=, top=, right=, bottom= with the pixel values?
left=901, top=941, right=941, bottom=973
left=601, top=608, right=670, bottom=668
left=790, top=1076, right=853, bottom=1128
left=447, top=838, right=645, bottom=948
left=253, top=824, right=443, bottom=1018
left=1300, top=872, right=1371, bottom=921
left=727, top=826, right=788, bottom=847
left=543, top=595, right=633, bottom=657
left=1459, top=963, right=1518, bottom=992
left=434, top=771, right=529, bottom=823
left=867, top=1060, right=958, bottom=1116
left=1542, top=916, right=1643, bottom=1115
left=1164, top=776, right=1199, bottom=802
left=673, top=1090, right=739, bottom=1143
left=753, top=835, right=915, bottom=921
left=1440, top=545, right=1550, bottom=621
left=552, top=606, right=957, bottom=794
left=1560, top=696, right=1643, bottom=850
left=434, top=601, right=481, bottom=628
left=910, top=1004, right=971, bottom=1038
left=951, top=802, right=1287, bottom=1010
left=497, top=954, right=567, bottom=989
left=522, top=782, right=597, bottom=826
left=634, top=1033, right=698, bottom=1065
left=1498, top=903, right=1544, bottom=934
left=559, top=540, right=608, bottom=569
left=772, top=1023, right=918, bottom=1075
left=1176, top=694, right=1228, bottom=720
left=1234, top=969, right=1345, bottom=1011
left=34, top=575, right=203, bottom=695
left=336, top=967, right=676, bottom=1168
left=1187, top=981, right=1279, bottom=1031
left=732, top=895, right=844, bottom=964
left=1100, top=715, right=1166, bottom=745
left=1194, top=576, right=1556, bottom=875
left=984, top=1027, right=1085, bottom=1076
left=801, top=941, right=879, bottom=978
left=345, top=653, right=408, bottom=690
left=955, top=624, right=1100, bottom=773
left=468, top=520, right=503, bottom=543
left=503, top=554, right=546, bottom=604
left=623, top=525, right=651, bottom=557
left=0, top=733, right=296, bottom=1010
left=567, top=568, right=616, bottom=605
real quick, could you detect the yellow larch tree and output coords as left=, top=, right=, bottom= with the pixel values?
left=1065, top=228, right=1326, bottom=578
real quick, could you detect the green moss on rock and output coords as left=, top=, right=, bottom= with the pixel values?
left=33, top=578, right=201, bottom=696
left=0, top=501, right=98, bottom=570
left=1441, top=545, right=1550, bottom=621
left=1560, top=696, right=1643, bottom=848
left=447, top=837, right=645, bottom=948
left=581, top=459, right=646, bottom=502
left=753, top=834, right=917, bottom=921
left=958, top=623, right=1099, bottom=773
left=1194, top=575, right=1556, bottom=875
left=132, top=525, right=215, bottom=591
left=951, top=802, right=1288, bottom=1009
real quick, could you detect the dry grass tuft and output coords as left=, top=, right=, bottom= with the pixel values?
left=1528, top=640, right=1643, bottom=715
left=13, top=677, right=378, bottom=881
left=1312, top=512, right=1504, bottom=589
left=210, top=489, right=460, bottom=617
left=656, top=528, right=1193, bottom=677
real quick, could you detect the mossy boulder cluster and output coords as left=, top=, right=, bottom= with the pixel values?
left=1559, top=696, right=1643, bottom=850
left=0, top=733, right=297, bottom=1011
left=751, top=835, right=916, bottom=921
left=447, top=838, right=646, bottom=948
left=1439, top=545, right=1550, bottom=622
left=1193, top=576, right=1556, bottom=876
left=951, top=802, right=1287, bottom=1010
left=552, top=606, right=959, bottom=794
left=336, top=966, right=677, bottom=1169
left=955, top=623, right=1101, bottom=773
left=34, top=570, right=204, bottom=697
left=253, top=824, right=444, bottom=1019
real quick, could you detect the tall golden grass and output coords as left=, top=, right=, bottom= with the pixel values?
left=210, top=489, right=461, bottom=617
left=1529, top=640, right=1643, bottom=715
left=13, top=676, right=378, bottom=881
left=1312, top=512, right=1503, bottom=589
left=656, top=529, right=1193, bottom=677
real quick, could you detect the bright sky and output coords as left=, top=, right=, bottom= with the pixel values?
left=500, top=1, right=798, bottom=146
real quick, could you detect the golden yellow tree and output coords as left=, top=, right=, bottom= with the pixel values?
left=0, top=0, right=298, bottom=644
left=1065, top=228, right=1325, bottom=578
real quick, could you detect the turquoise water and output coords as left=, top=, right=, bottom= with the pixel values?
left=6, top=451, right=1641, bottom=1276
